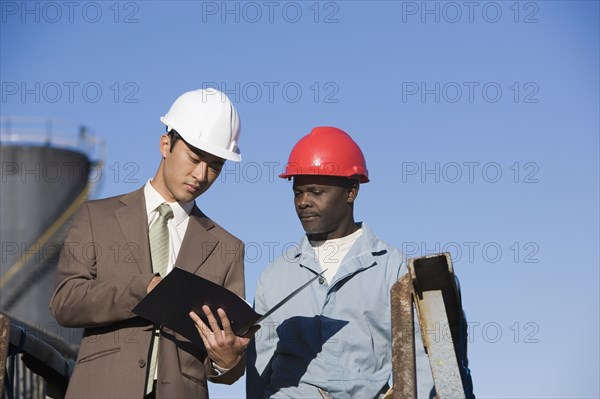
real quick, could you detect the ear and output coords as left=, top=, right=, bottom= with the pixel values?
left=159, top=134, right=170, bottom=158
left=346, top=184, right=359, bottom=204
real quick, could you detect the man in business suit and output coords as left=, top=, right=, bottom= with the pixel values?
left=51, top=88, right=252, bottom=398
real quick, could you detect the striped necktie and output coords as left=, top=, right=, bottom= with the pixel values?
left=146, top=203, right=173, bottom=394
left=149, top=203, right=173, bottom=276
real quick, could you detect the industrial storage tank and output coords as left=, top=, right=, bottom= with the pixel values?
left=0, top=116, right=104, bottom=397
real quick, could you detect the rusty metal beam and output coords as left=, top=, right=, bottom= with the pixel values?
left=391, top=253, right=468, bottom=398
left=409, top=253, right=466, bottom=399
left=417, top=290, right=464, bottom=398
left=409, top=253, right=461, bottom=349
left=391, top=273, right=416, bottom=399
left=0, top=313, right=10, bottom=395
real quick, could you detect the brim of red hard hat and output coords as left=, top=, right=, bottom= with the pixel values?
left=278, top=172, right=369, bottom=183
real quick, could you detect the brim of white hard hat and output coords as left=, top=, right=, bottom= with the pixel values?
left=188, top=136, right=241, bottom=162
left=160, top=117, right=241, bottom=162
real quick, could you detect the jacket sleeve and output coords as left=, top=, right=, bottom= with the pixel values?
left=246, top=276, right=275, bottom=399
left=49, top=202, right=155, bottom=328
left=207, top=241, right=247, bottom=385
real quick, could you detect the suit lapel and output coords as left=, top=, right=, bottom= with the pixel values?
left=115, top=187, right=152, bottom=274
left=176, top=206, right=218, bottom=274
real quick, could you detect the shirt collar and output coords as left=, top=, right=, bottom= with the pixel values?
left=293, top=222, right=386, bottom=279
left=144, top=180, right=194, bottom=225
left=294, top=222, right=386, bottom=259
left=309, top=227, right=363, bottom=248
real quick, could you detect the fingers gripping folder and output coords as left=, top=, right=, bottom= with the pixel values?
left=133, top=267, right=326, bottom=348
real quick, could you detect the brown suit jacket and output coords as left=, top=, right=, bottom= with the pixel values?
left=50, top=187, right=246, bottom=398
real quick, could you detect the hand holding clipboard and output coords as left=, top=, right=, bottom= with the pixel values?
left=133, top=267, right=326, bottom=348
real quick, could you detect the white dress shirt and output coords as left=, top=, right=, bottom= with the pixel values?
left=144, top=179, right=194, bottom=380
left=144, top=180, right=194, bottom=275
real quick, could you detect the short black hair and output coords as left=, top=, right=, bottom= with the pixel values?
left=166, top=129, right=181, bottom=152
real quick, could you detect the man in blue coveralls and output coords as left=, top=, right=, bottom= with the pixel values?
left=247, top=127, right=473, bottom=398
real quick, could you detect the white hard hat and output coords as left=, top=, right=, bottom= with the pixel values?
left=160, top=88, right=241, bottom=162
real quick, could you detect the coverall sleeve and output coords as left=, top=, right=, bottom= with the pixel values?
left=246, top=276, right=276, bottom=399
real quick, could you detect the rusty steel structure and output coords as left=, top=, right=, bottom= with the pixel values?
left=391, top=252, right=467, bottom=399
left=0, top=315, right=9, bottom=395
left=391, top=272, right=417, bottom=398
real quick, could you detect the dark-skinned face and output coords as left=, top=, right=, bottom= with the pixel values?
left=292, top=175, right=359, bottom=241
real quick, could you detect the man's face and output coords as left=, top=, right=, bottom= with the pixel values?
left=157, top=134, right=224, bottom=203
left=292, top=175, right=358, bottom=241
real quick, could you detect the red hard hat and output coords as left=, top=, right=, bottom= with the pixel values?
left=279, top=126, right=369, bottom=183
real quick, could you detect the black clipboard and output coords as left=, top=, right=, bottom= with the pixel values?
left=133, top=267, right=325, bottom=348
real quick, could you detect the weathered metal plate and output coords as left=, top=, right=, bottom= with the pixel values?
left=391, top=274, right=416, bottom=399
left=418, top=290, right=465, bottom=399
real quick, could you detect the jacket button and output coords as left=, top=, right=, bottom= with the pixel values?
left=139, top=359, right=146, bottom=368
left=318, top=277, right=325, bottom=285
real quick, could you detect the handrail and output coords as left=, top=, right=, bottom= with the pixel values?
left=1, top=313, right=76, bottom=399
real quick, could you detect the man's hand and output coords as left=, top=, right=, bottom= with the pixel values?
left=147, top=275, right=162, bottom=293
left=189, top=305, right=260, bottom=370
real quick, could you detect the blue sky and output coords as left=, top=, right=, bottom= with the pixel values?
left=1, top=1, right=599, bottom=397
